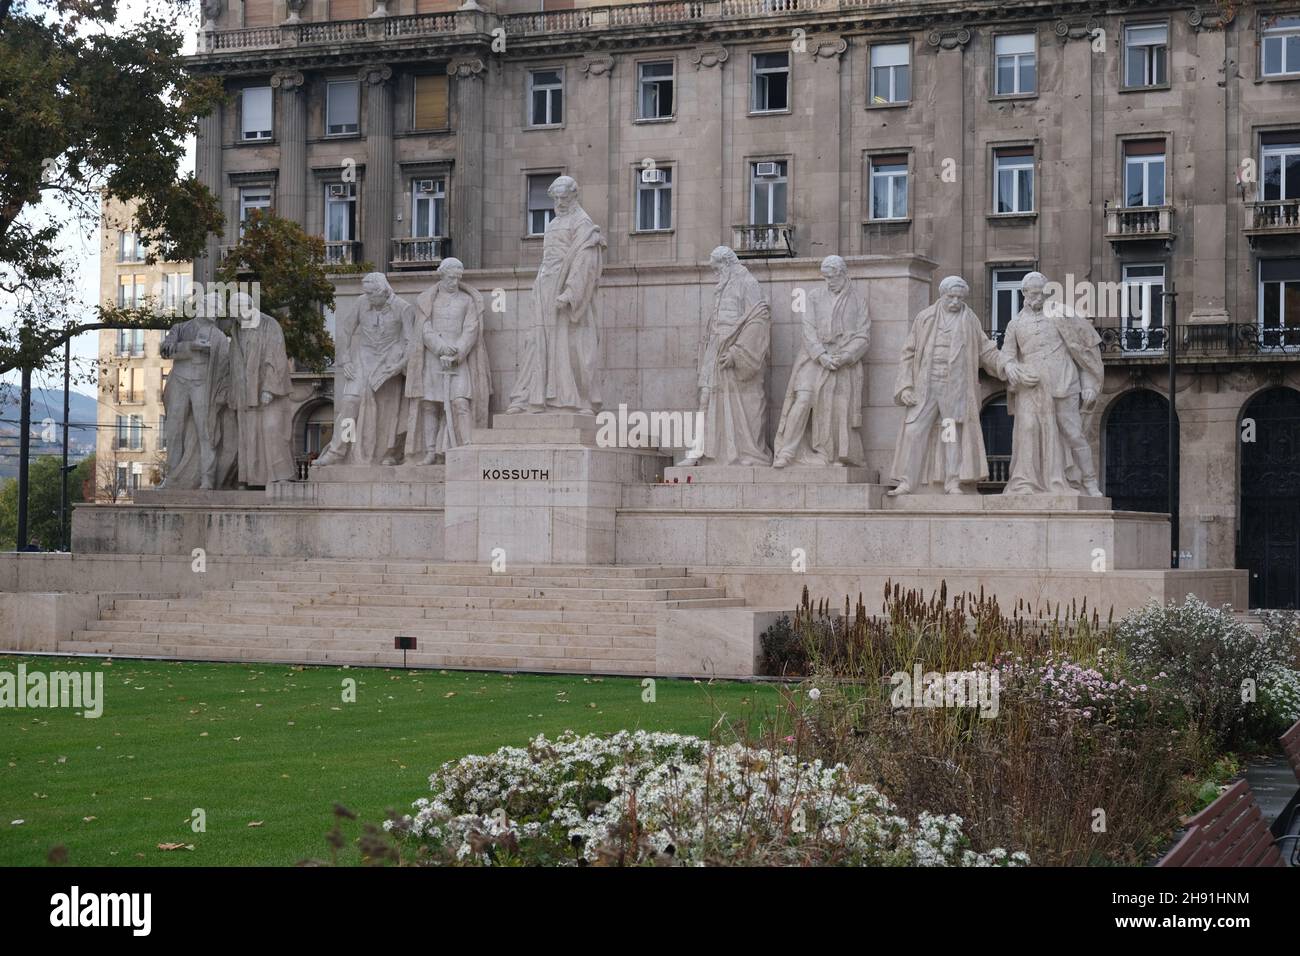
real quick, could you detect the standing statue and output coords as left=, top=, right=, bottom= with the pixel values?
left=507, top=175, right=606, bottom=414
left=888, top=275, right=1007, bottom=496
left=681, top=246, right=772, bottom=467
left=999, top=272, right=1105, bottom=496
left=228, top=293, right=296, bottom=486
left=315, top=273, right=412, bottom=467
left=405, top=258, right=492, bottom=463
left=158, top=292, right=231, bottom=490
left=772, top=255, right=871, bottom=467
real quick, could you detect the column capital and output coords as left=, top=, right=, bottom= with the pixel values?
left=579, top=55, right=615, bottom=78
left=926, top=26, right=971, bottom=50
left=271, top=70, right=306, bottom=91
left=1052, top=16, right=1101, bottom=43
left=360, top=64, right=393, bottom=86
left=691, top=45, right=729, bottom=70
left=447, top=57, right=486, bottom=80
left=808, top=36, right=848, bottom=60
left=1187, top=6, right=1235, bottom=33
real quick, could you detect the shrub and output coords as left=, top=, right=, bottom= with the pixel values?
left=387, top=730, right=1029, bottom=867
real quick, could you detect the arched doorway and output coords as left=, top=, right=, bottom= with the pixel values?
left=1104, top=389, right=1177, bottom=513
left=1239, top=386, right=1300, bottom=609
left=979, top=393, right=1012, bottom=492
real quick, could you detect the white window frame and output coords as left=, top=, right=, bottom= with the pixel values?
left=749, top=160, right=789, bottom=226
left=1262, top=15, right=1300, bottom=77
left=411, top=177, right=446, bottom=239
left=868, top=156, right=908, bottom=221
left=637, top=60, right=675, bottom=121
left=1122, top=263, right=1167, bottom=352
left=240, top=86, right=273, bottom=141
left=324, top=182, right=358, bottom=243
left=526, top=173, right=559, bottom=236
left=325, top=79, right=360, bottom=136
left=118, top=230, right=145, bottom=263
left=1258, top=260, right=1300, bottom=350
left=993, top=150, right=1035, bottom=214
left=869, top=43, right=910, bottom=105
left=635, top=165, right=673, bottom=232
left=751, top=51, right=790, bottom=113
left=994, top=34, right=1037, bottom=96
left=1262, top=139, right=1300, bottom=201
left=527, top=68, right=564, bottom=127
left=991, top=268, right=1031, bottom=339
left=239, top=186, right=272, bottom=235
left=1124, top=23, right=1169, bottom=88
left=1124, top=150, right=1167, bottom=208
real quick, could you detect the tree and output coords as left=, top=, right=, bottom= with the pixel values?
left=218, top=210, right=336, bottom=371
left=0, top=452, right=89, bottom=550
left=0, top=0, right=225, bottom=375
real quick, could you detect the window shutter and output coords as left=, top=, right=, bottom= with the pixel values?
left=1261, top=259, right=1300, bottom=283
left=414, top=74, right=449, bottom=129
left=243, top=0, right=274, bottom=27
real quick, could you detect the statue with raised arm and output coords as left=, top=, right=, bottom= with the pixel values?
left=999, top=272, right=1105, bottom=496
left=772, top=255, right=870, bottom=467
left=158, top=292, right=231, bottom=490
left=507, top=175, right=606, bottom=414
left=681, top=246, right=772, bottom=467
left=315, top=272, right=413, bottom=467
left=405, top=257, right=492, bottom=463
left=888, top=275, right=1007, bottom=496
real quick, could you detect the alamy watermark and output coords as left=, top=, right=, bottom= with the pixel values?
left=0, top=664, right=103, bottom=718
left=595, top=403, right=704, bottom=458
left=889, top=664, right=1000, bottom=719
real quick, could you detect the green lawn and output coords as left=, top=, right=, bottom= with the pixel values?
left=0, top=655, right=777, bottom=866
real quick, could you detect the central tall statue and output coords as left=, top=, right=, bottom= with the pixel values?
left=681, top=246, right=772, bottom=467
left=888, top=276, right=1007, bottom=495
left=158, top=292, right=231, bottom=490
left=228, top=293, right=296, bottom=487
left=507, top=175, right=606, bottom=415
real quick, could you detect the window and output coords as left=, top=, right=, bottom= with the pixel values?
left=117, top=275, right=147, bottom=310
left=324, top=182, right=357, bottom=258
left=1262, top=15, right=1300, bottom=77
left=117, top=367, right=143, bottom=404
left=326, top=80, right=360, bottom=136
left=993, top=147, right=1035, bottom=214
left=637, top=61, right=674, bottom=120
left=1124, top=24, right=1168, bottom=88
left=636, top=165, right=672, bottom=231
left=118, top=231, right=146, bottom=263
left=162, top=273, right=191, bottom=313
left=1122, top=264, right=1166, bottom=351
left=239, top=187, right=272, bottom=235
left=870, top=44, right=910, bottom=104
left=1124, top=140, right=1166, bottom=207
left=750, top=160, right=788, bottom=225
left=116, top=327, right=144, bottom=356
left=413, top=74, right=449, bottom=130
left=528, top=69, right=563, bottom=126
left=241, top=86, right=273, bottom=141
left=115, top=462, right=129, bottom=495
left=1261, top=135, right=1300, bottom=201
left=115, top=414, right=144, bottom=451
left=157, top=413, right=166, bottom=452
left=994, top=34, right=1037, bottom=95
left=868, top=156, right=908, bottom=220
left=527, top=173, right=558, bottom=235
left=751, top=52, right=789, bottom=112
left=1259, top=259, right=1300, bottom=349
left=991, top=268, right=1030, bottom=342
left=411, top=177, right=446, bottom=237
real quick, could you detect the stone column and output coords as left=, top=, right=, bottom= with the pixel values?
left=1052, top=18, right=1098, bottom=281
left=690, top=45, right=728, bottom=259
left=927, top=27, right=971, bottom=284
left=362, top=65, right=395, bottom=272
left=448, top=58, right=486, bottom=269
left=1188, top=18, right=1229, bottom=322
left=195, top=101, right=223, bottom=285
left=808, top=38, right=847, bottom=258
left=272, top=71, right=307, bottom=228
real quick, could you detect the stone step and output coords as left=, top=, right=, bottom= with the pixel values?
left=291, top=561, right=687, bottom=578
left=91, top=613, right=658, bottom=638
left=227, top=579, right=725, bottom=602
left=70, top=628, right=654, bottom=654
left=59, top=639, right=653, bottom=674
left=248, top=569, right=711, bottom=590
left=106, top=599, right=661, bottom=626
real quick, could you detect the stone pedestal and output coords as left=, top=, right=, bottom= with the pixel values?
left=883, top=493, right=1112, bottom=512
left=443, top=413, right=667, bottom=565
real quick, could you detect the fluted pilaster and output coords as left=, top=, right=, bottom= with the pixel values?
left=272, top=71, right=307, bottom=228
left=362, top=65, right=394, bottom=272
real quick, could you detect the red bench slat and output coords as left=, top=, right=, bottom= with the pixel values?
left=1157, top=778, right=1285, bottom=867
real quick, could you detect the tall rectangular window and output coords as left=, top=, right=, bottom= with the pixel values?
left=638, top=61, right=674, bottom=120
left=1124, top=24, right=1168, bottom=88
left=636, top=166, right=672, bottom=231
left=1260, top=259, right=1300, bottom=349
left=870, top=44, right=910, bottom=104
left=239, top=187, right=272, bottom=235
left=528, top=69, right=563, bottom=126
left=868, top=156, right=908, bottom=220
left=116, top=328, right=144, bottom=355
left=411, top=177, right=446, bottom=237
left=1262, top=15, right=1300, bottom=77
left=1122, top=264, right=1166, bottom=351
left=325, top=80, right=360, bottom=136
left=993, top=148, right=1035, bottom=213
left=994, top=34, right=1036, bottom=95
left=117, top=276, right=148, bottom=310
left=751, top=52, right=790, bottom=112
left=118, top=230, right=145, bottom=263
left=991, top=268, right=1030, bottom=339
left=241, top=86, right=273, bottom=141
left=1261, top=135, right=1300, bottom=202
left=527, top=174, right=558, bottom=235
left=1124, top=140, right=1166, bottom=207
left=413, top=74, right=450, bottom=130
left=324, top=183, right=357, bottom=260
left=163, top=273, right=191, bottom=313
left=750, top=160, right=788, bottom=225
left=157, top=413, right=166, bottom=452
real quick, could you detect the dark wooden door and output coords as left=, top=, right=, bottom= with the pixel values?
left=1105, top=389, right=1176, bottom=514
left=1240, top=387, right=1300, bottom=609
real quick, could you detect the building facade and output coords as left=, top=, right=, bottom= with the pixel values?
left=188, top=0, right=1300, bottom=607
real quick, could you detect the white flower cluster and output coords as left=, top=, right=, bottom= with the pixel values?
left=1260, top=667, right=1300, bottom=726
left=387, top=730, right=1030, bottom=867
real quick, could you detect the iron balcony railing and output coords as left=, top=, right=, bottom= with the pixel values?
left=1098, top=322, right=1300, bottom=356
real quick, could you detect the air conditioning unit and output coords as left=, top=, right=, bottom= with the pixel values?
left=415, top=179, right=437, bottom=194
left=755, top=162, right=781, bottom=178
left=640, top=168, right=665, bottom=184
left=328, top=183, right=355, bottom=199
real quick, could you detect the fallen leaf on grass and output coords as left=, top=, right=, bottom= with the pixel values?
left=247, top=821, right=264, bottom=828
left=443, top=692, right=456, bottom=699
left=157, top=843, right=193, bottom=851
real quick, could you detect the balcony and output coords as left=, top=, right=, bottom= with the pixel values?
left=1105, top=205, right=1175, bottom=248
left=1245, top=199, right=1300, bottom=245
left=1098, top=324, right=1167, bottom=355
left=391, top=236, right=450, bottom=270
left=323, top=241, right=362, bottom=267
left=1098, top=322, right=1300, bottom=363
left=732, top=223, right=795, bottom=258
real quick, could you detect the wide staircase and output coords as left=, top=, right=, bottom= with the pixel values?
left=58, top=561, right=743, bottom=675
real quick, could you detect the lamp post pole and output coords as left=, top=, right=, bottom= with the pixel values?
left=1163, top=282, right=1179, bottom=569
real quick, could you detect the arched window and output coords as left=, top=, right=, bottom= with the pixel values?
left=1239, top=386, right=1300, bottom=609
left=979, top=393, right=1012, bottom=490
left=1103, top=389, right=1177, bottom=513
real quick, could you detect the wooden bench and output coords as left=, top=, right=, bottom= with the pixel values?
left=1158, top=779, right=1288, bottom=867
left=1283, top=718, right=1300, bottom=782
left=1273, top=717, right=1300, bottom=864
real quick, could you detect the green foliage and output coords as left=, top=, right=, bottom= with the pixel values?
left=0, top=453, right=88, bottom=550
left=217, top=211, right=336, bottom=371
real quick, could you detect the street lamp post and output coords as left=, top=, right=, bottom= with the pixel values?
left=1163, top=282, right=1180, bottom=570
